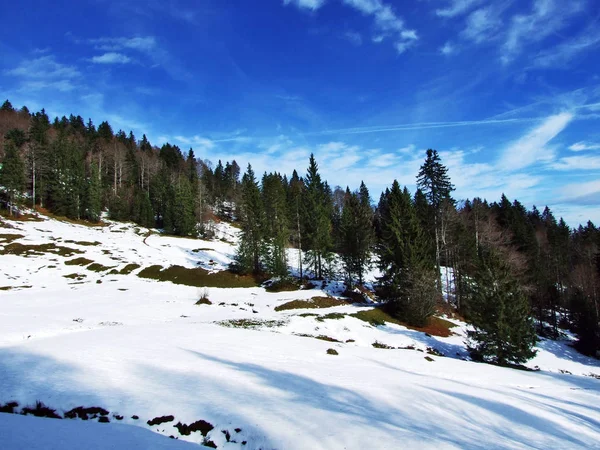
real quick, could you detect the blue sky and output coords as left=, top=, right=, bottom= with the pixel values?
left=1, top=0, right=600, bottom=225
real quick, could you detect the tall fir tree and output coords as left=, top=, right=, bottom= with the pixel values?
left=235, top=164, right=266, bottom=274
left=301, top=154, right=332, bottom=279
left=416, top=149, right=454, bottom=291
left=262, top=172, right=289, bottom=277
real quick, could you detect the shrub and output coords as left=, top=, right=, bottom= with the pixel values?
left=196, top=288, right=212, bottom=305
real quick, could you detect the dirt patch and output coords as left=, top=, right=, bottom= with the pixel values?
left=137, top=265, right=262, bottom=288
left=275, top=297, right=350, bottom=311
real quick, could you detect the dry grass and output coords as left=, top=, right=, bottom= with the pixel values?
left=65, top=257, right=94, bottom=266
left=275, top=296, right=350, bottom=312
left=351, top=307, right=458, bottom=337
left=0, top=233, right=24, bottom=244
left=0, top=242, right=83, bottom=257
left=137, top=265, right=262, bottom=288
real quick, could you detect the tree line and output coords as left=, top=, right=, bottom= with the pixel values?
left=1, top=99, right=599, bottom=363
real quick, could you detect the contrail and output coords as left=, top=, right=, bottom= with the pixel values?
left=306, top=117, right=542, bottom=136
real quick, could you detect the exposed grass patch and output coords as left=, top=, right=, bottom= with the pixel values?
left=119, top=263, right=141, bottom=275
left=148, top=415, right=175, bottom=426
left=87, top=263, right=115, bottom=272
left=350, top=307, right=457, bottom=337
left=65, top=257, right=94, bottom=266
left=138, top=264, right=262, bottom=288
left=34, top=208, right=106, bottom=227
left=0, top=211, right=43, bottom=222
left=316, top=312, right=346, bottom=322
left=0, top=233, right=24, bottom=244
left=64, top=240, right=101, bottom=246
left=64, top=406, right=109, bottom=420
left=298, top=313, right=319, bottom=318
left=174, top=419, right=214, bottom=437
left=22, top=401, right=61, bottom=419
left=327, top=348, right=339, bottom=355
left=0, top=242, right=83, bottom=257
left=264, top=278, right=301, bottom=292
left=0, top=285, right=32, bottom=291
left=218, top=319, right=286, bottom=329
left=275, top=296, right=350, bottom=312
left=196, top=298, right=212, bottom=305
left=192, top=248, right=213, bottom=252
left=63, top=273, right=86, bottom=280
left=372, top=341, right=395, bottom=349
left=0, top=401, right=19, bottom=413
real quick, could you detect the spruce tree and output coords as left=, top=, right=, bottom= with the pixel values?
left=262, top=172, right=289, bottom=277
left=235, top=164, right=266, bottom=274
left=416, top=149, right=454, bottom=291
left=0, top=140, right=25, bottom=215
left=301, top=154, right=332, bottom=279
left=467, top=247, right=538, bottom=366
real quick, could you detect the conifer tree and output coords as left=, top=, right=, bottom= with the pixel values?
left=416, top=149, right=454, bottom=291
left=262, top=172, right=289, bottom=277
left=377, top=181, right=437, bottom=326
left=235, top=164, right=266, bottom=274
left=467, top=247, right=538, bottom=365
left=83, top=161, right=102, bottom=222
left=0, top=140, right=25, bottom=215
left=301, top=154, right=332, bottom=279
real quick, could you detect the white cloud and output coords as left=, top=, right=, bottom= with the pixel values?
left=283, top=0, right=326, bottom=10
left=90, top=52, right=132, bottom=64
left=499, top=112, right=573, bottom=171
left=440, top=41, right=456, bottom=55
left=500, top=0, right=584, bottom=65
left=173, top=135, right=215, bottom=150
left=90, top=36, right=157, bottom=52
left=569, top=141, right=600, bottom=152
left=532, top=26, right=600, bottom=68
left=462, top=7, right=502, bottom=44
left=5, top=55, right=80, bottom=79
left=551, top=155, right=600, bottom=171
left=436, top=0, right=481, bottom=18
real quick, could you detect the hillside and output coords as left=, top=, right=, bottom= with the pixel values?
left=0, top=212, right=599, bottom=449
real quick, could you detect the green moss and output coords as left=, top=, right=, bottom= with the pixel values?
left=65, top=257, right=94, bottom=266
left=275, top=297, right=349, bottom=312
left=137, top=265, right=261, bottom=288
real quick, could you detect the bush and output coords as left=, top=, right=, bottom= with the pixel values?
left=196, top=288, right=212, bottom=305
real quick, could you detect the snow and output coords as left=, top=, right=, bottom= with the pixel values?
left=1, top=214, right=599, bottom=449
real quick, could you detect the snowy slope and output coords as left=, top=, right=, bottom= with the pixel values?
left=1, top=214, right=599, bottom=449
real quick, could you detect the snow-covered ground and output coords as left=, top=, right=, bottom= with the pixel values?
left=1, top=214, right=599, bottom=449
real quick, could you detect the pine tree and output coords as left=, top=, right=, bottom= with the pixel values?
left=416, top=149, right=454, bottom=291
left=83, top=161, right=102, bottom=222
left=235, top=164, right=266, bottom=274
left=467, top=247, right=538, bottom=366
left=0, top=140, right=25, bottom=215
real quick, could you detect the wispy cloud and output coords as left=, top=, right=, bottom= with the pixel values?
left=501, top=0, right=584, bottom=65
left=90, top=52, right=132, bottom=64
left=343, top=31, right=363, bottom=45
left=89, top=36, right=157, bottom=52
left=436, top=0, right=482, bottom=18
left=498, top=112, right=573, bottom=171
left=5, top=55, right=80, bottom=79
left=462, top=6, right=503, bottom=44
left=283, top=0, right=326, bottom=10
left=569, top=141, right=600, bottom=151
left=440, top=41, right=456, bottom=55
left=342, top=0, right=418, bottom=53
left=532, top=25, right=600, bottom=68
left=551, top=155, right=600, bottom=171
